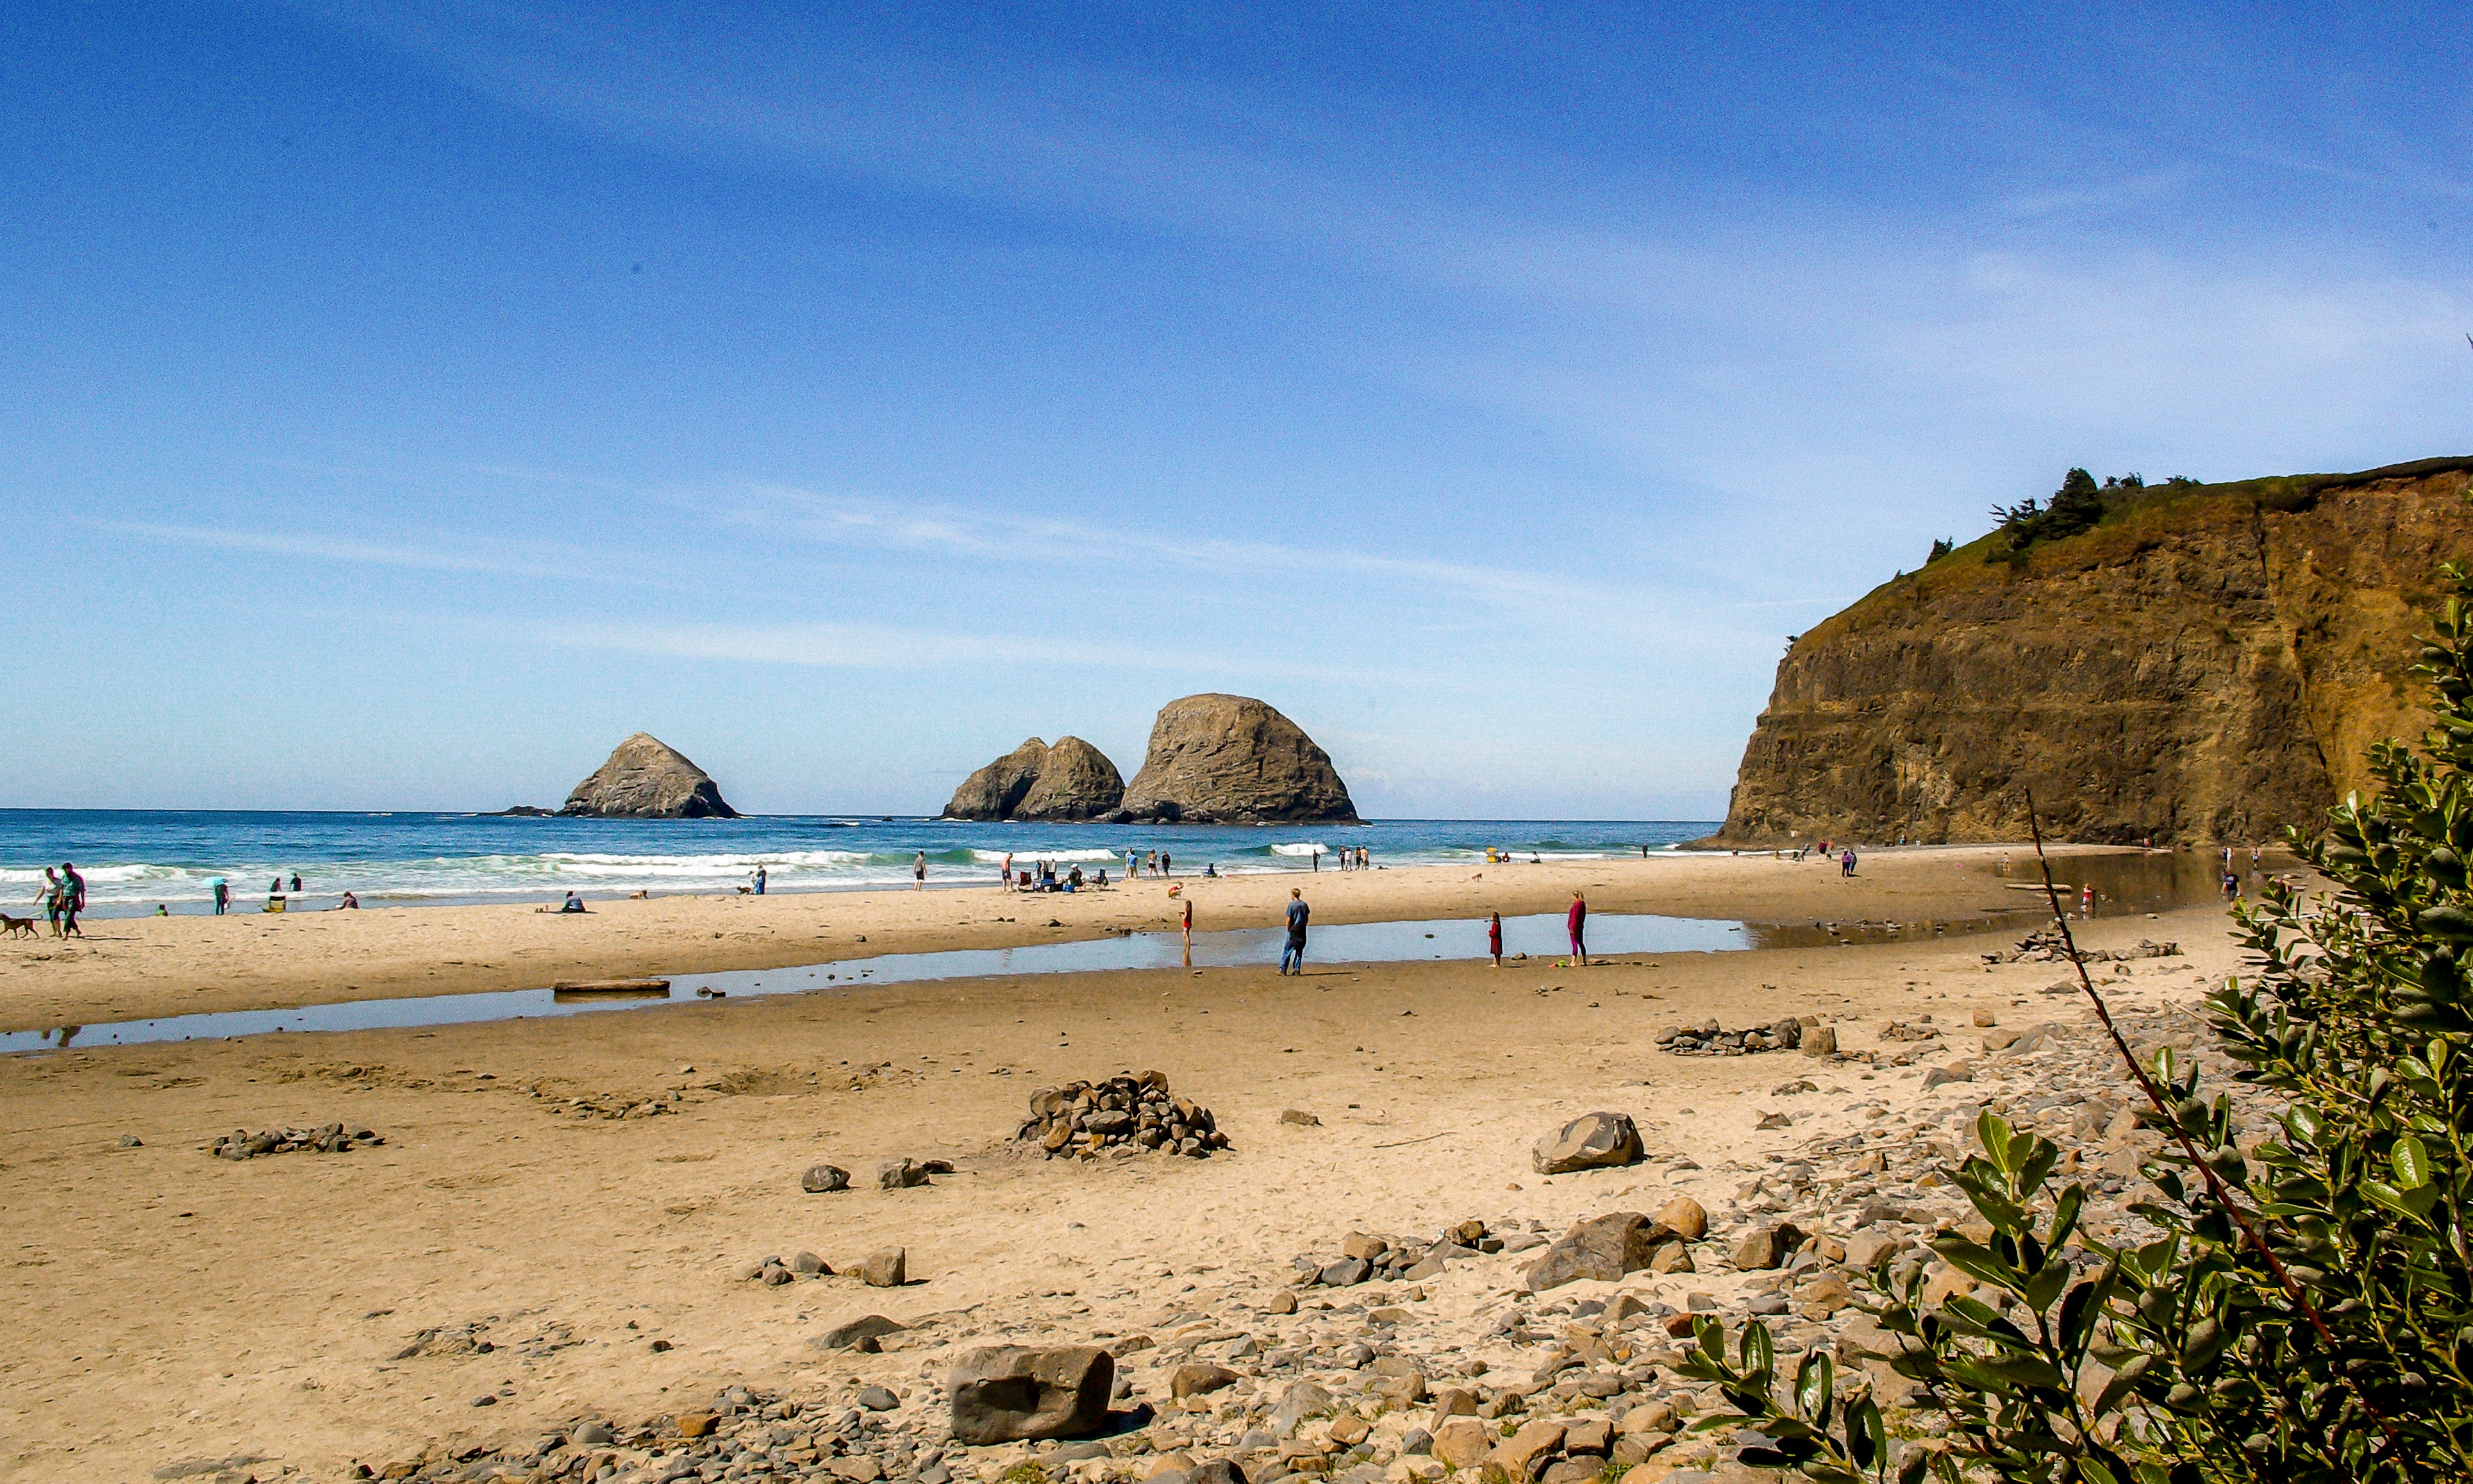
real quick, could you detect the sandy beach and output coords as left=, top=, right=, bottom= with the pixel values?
left=0, top=846, right=2239, bottom=1483
left=0, top=847, right=2137, bottom=1030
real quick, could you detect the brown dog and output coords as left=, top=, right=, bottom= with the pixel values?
left=0, top=914, right=36, bottom=940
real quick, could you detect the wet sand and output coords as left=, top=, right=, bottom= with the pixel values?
left=0, top=847, right=2131, bottom=1029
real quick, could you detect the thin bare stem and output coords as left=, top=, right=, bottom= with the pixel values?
left=2022, top=794, right=2392, bottom=1444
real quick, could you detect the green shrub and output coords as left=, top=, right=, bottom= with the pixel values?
left=1684, top=563, right=2473, bottom=1482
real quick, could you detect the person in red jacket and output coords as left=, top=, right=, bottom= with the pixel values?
left=1567, top=890, right=1587, bottom=966
left=1487, top=910, right=1503, bottom=968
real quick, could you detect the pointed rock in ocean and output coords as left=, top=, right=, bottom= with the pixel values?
left=560, top=733, right=739, bottom=819
left=944, top=737, right=1124, bottom=821
left=1117, top=695, right=1358, bottom=824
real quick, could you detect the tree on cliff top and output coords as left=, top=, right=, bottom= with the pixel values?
left=1992, top=468, right=2109, bottom=558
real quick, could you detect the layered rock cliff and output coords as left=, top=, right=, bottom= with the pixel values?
left=562, top=734, right=738, bottom=819
left=1717, top=458, right=2473, bottom=846
left=944, top=737, right=1125, bottom=821
left=1119, top=694, right=1358, bottom=824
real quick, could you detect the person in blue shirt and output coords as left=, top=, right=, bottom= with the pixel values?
left=1279, top=888, right=1310, bottom=975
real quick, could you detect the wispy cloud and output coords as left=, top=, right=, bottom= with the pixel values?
left=728, top=485, right=1808, bottom=622
left=99, top=520, right=585, bottom=579
left=535, top=619, right=1433, bottom=688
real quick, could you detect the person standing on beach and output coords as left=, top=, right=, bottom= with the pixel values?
left=210, top=875, right=229, bottom=915
left=1840, top=847, right=1857, bottom=878
left=1181, top=896, right=1194, bottom=967
left=1487, top=910, right=1503, bottom=968
left=1161, top=851, right=1172, bottom=878
left=290, top=872, right=303, bottom=895
left=913, top=851, right=928, bottom=889
left=753, top=865, right=767, bottom=896
left=1280, top=888, right=1309, bottom=974
left=58, top=862, right=85, bottom=937
left=1002, top=853, right=1015, bottom=891
left=1566, top=890, right=1586, bottom=966
left=38, top=867, right=62, bottom=936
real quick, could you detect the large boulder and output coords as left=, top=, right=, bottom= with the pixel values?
left=1533, top=1112, right=1644, bottom=1174
left=945, top=737, right=1125, bottom=821
left=560, top=733, right=738, bottom=819
left=1116, top=695, right=1357, bottom=824
left=1525, top=1211, right=1663, bottom=1291
left=947, top=1345, right=1114, bottom=1444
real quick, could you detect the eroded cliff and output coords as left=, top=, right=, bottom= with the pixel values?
left=1717, top=458, right=2473, bottom=845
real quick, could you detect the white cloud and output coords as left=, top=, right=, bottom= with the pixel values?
left=99, top=520, right=599, bottom=580
left=538, top=618, right=1423, bottom=688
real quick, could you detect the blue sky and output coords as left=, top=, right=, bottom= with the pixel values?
left=4, top=2, right=2467, bottom=818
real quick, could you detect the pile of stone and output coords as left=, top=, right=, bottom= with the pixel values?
left=1877, top=1017, right=1941, bottom=1042
left=209, top=1122, right=382, bottom=1159
left=1017, top=1072, right=1229, bottom=1159
left=1981, top=928, right=2182, bottom=965
left=1290, top=1221, right=1512, bottom=1288
left=1655, top=1016, right=1806, bottom=1055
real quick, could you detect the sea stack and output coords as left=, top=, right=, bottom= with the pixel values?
left=944, top=737, right=1125, bottom=821
left=560, top=733, right=739, bottom=819
left=1117, top=694, right=1358, bottom=823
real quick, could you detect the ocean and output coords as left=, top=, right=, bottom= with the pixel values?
left=0, top=812, right=1720, bottom=917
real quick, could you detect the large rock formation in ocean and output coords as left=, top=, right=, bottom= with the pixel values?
left=560, top=733, right=739, bottom=819
left=1715, top=458, right=2473, bottom=846
left=944, top=737, right=1125, bottom=821
left=1118, top=695, right=1358, bottom=823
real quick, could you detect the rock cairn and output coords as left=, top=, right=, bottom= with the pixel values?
left=1655, top=1016, right=1806, bottom=1056
left=210, top=1122, right=383, bottom=1158
left=1018, top=1072, right=1229, bottom=1159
